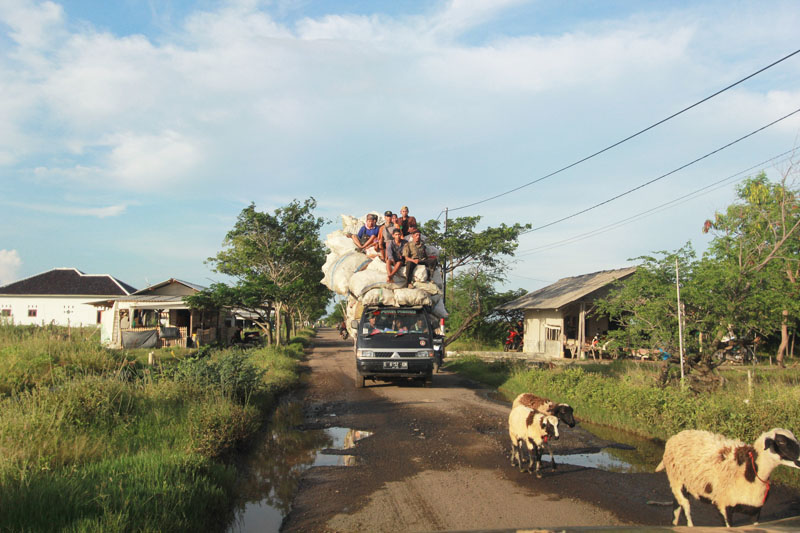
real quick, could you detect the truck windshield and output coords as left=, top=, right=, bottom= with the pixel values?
left=360, top=308, right=429, bottom=337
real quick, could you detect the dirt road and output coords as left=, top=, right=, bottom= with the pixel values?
left=281, top=329, right=800, bottom=532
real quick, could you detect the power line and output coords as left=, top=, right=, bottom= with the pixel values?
left=447, top=48, right=800, bottom=213
left=521, top=107, right=800, bottom=234
left=514, top=149, right=796, bottom=257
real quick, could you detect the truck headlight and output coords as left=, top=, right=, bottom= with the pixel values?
left=359, top=350, right=375, bottom=358
left=416, top=350, right=433, bottom=358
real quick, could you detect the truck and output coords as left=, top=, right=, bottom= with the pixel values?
left=353, top=306, right=443, bottom=388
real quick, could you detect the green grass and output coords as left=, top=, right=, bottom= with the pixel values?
left=0, top=325, right=311, bottom=531
left=448, top=355, right=800, bottom=489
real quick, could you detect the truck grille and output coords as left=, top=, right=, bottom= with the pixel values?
left=374, top=351, right=414, bottom=358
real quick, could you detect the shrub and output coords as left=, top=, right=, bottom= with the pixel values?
left=187, top=395, right=260, bottom=458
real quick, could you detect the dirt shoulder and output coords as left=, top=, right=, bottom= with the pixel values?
left=281, top=329, right=800, bottom=532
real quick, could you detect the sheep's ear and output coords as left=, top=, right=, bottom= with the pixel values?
left=764, top=437, right=776, bottom=453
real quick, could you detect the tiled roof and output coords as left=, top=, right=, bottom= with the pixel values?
left=498, top=267, right=637, bottom=310
left=0, top=268, right=137, bottom=296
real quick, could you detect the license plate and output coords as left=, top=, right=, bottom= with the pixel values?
left=383, top=361, right=408, bottom=369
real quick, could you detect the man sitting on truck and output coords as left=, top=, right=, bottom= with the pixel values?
left=350, top=213, right=380, bottom=252
left=385, top=228, right=405, bottom=282
left=398, top=205, right=418, bottom=237
left=377, top=210, right=395, bottom=261
left=403, top=228, right=436, bottom=287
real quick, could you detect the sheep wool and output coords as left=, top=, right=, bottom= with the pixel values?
left=656, top=428, right=800, bottom=528
left=508, top=405, right=559, bottom=477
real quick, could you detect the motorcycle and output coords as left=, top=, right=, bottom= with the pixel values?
left=504, top=329, right=523, bottom=352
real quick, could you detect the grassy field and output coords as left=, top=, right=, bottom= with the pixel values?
left=446, top=355, right=800, bottom=488
left=0, top=324, right=313, bottom=532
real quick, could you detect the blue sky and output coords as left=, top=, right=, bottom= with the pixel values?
left=1, top=0, right=799, bottom=293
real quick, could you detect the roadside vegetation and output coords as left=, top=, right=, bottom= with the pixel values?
left=447, top=355, right=800, bottom=488
left=0, top=324, right=314, bottom=532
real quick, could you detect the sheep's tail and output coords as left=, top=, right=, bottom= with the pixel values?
left=655, top=460, right=665, bottom=472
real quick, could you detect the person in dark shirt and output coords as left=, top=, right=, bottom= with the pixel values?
left=385, top=228, right=406, bottom=282
left=398, top=205, right=418, bottom=237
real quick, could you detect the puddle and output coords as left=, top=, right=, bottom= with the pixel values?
left=228, top=403, right=372, bottom=533
left=484, top=390, right=664, bottom=473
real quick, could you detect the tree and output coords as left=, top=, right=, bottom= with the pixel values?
left=703, top=167, right=800, bottom=366
left=192, top=198, right=328, bottom=346
left=419, top=216, right=530, bottom=344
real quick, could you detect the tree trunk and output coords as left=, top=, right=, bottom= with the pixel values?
left=777, top=309, right=789, bottom=368
left=275, top=302, right=283, bottom=345
left=284, top=309, right=292, bottom=342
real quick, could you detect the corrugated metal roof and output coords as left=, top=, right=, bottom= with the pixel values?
left=498, top=267, right=637, bottom=310
left=0, top=268, right=137, bottom=296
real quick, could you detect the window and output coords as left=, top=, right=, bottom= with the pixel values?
left=545, top=326, right=561, bottom=341
left=1, top=309, right=10, bottom=317
left=96, top=310, right=103, bottom=324
left=28, top=309, right=37, bottom=318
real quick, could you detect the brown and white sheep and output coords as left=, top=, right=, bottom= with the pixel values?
left=512, top=393, right=575, bottom=470
left=508, top=405, right=559, bottom=477
left=656, top=427, right=800, bottom=527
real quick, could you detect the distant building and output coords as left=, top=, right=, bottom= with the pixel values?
left=0, top=268, right=136, bottom=327
left=498, top=267, right=636, bottom=358
left=90, top=278, right=235, bottom=349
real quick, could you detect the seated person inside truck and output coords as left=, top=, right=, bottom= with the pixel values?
left=385, top=228, right=406, bottom=282
left=377, top=210, right=395, bottom=261
left=350, top=214, right=380, bottom=252
left=403, top=227, right=437, bottom=287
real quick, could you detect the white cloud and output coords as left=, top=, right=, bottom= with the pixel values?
left=6, top=201, right=127, bottom=218
left=0, top=250, right=22, bottom=286
left=0, top=0, right=64, bottom=49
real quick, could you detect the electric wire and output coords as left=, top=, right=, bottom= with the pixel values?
left=520, top=107, right=800, bottom=235
left=514, top=149, right=796, bottom=257
left=445, top=47, right=800, bottom=214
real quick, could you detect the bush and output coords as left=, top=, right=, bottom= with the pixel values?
left=188, top=395, right=261, bottom=458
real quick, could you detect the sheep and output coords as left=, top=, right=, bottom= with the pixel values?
left=512, top=393, right=575, bottom=470
left=655, top=427, right=800, bottom=527
left=508, top=405, right=559, bottom=477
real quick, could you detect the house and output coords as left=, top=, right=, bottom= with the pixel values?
left=497, top=267, right=637, bottom=359
left=0, top=268, right=136, bottom=327
left=91, top=278, right=236, bottom=349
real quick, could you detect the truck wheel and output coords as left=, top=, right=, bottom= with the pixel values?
left=423, top=372, right=433, bottom=387
left=355, top=371, right=365, bottom=389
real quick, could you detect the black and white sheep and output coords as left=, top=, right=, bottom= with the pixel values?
left=512, top=393, right=575, bottom=469
left=508, top=405, right=559, bottom=477
left=656, top=427, right=800, bottom=527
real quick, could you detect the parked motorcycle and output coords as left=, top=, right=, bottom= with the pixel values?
left=504, top=329, right=523, bottom=352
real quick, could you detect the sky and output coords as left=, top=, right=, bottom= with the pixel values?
left=1, top=0, right=800, bottom=294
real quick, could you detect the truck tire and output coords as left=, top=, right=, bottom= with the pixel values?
left=423, top=371, right=433, bottom=387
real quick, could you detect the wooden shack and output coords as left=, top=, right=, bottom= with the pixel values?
left=497, top=267, right=636, bottom=359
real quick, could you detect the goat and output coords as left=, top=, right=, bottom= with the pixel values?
left=512, top=393, right=575, bottom=470
left=655, top=427, right=800, bottom=527
left=508, top=405, right=559, bottom=477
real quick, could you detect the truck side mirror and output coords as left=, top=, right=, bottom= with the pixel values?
left=350, top=319, right=359, bottom=329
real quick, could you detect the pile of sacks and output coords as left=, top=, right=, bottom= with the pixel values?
left=321, top=212, right=448, bottom=335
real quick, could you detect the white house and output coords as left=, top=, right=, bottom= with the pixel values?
left=498, top=267, right=637, bottom=358
left=0, top=268, right=137, bottom=327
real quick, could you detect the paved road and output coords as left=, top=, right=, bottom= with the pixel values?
left=281, top=328, right=800, bottom=532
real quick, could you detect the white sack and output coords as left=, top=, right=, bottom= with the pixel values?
left=341, top=215, right=361, bottom=235
left=367, top=257, right=387, bottom=273
left=401, top=264, right=429, bottom=282
left=431, top=268, right=444, bottom=288
left=321, top=252, right=338, bottom=290
left=393, top=288, right=432, bottom=307
left=424, top=244, right=441, bottom=257
left=361, top=287, right=397, bottom=307
left=326, top=230, right=357, bottom=256
left=411, top=281, right=439, bottom=295
left=349, top=270, right=388, bottom=296
left=330, top=251, right=372, bottom=295
left=431, top=298, right=449, bottom=319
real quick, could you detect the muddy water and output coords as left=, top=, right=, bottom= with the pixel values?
left=227, top=403, right=372, bottom=533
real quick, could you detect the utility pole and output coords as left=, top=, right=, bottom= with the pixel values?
left=676, top=257, right=685, bottom=388
left=442, top=207, right=448, bottom=305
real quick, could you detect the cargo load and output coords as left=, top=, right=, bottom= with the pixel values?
left=321, top=212, right=448, bottom=336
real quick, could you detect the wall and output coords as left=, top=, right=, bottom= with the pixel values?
left=523, top=309, right=564, bottom=358
left=0, top=296, right=106, bottom=327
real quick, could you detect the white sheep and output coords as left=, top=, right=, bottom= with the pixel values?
left=655, top=427, right=800, bottom=527
left=512, top=393, right=575, bottom=470
left=508, top=405, right=559, bottom=477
